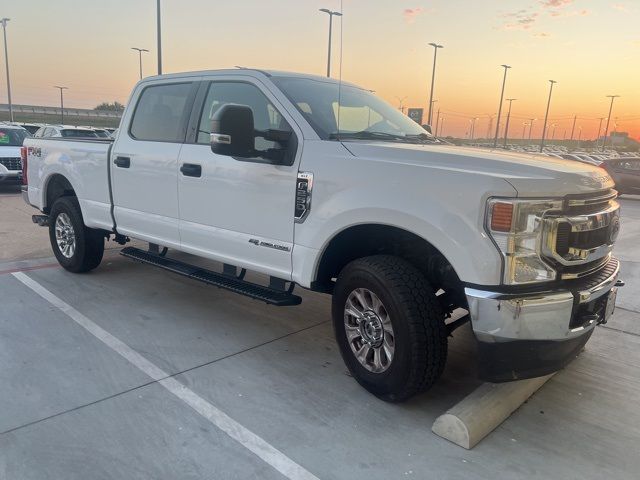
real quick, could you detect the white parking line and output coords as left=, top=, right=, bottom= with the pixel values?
left=12, top=271, right=319, bottom=480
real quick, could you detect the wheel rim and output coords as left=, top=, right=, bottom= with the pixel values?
left=55, top=212, right=76, bottom=258
left=344, top=288, right=395, bottom=373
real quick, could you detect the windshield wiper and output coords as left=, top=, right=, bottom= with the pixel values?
left=329, top=131, right=438, bottom=144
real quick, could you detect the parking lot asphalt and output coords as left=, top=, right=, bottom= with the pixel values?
left=1, top=185, right=640, bottom=479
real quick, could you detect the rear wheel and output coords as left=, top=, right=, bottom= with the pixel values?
left=332, top=255, right=447, bottom=402
left=49, top=196, right=104, bottom=273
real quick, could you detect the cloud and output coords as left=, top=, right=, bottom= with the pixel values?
left=549, top=8, right=590, bottom=17
left=612, top=4, right=628, bottom=12
left=539, top=0, right=573, bottom=7
left=502, top=10, right=539, bottom=30
left=403, top=7, right=424, bottom=24
left=533, top=32, right=552, bottom=37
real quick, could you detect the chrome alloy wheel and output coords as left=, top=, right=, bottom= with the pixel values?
left=55, top=212, right=76, bottom=259
left=344, top=288, right=395, bottom=373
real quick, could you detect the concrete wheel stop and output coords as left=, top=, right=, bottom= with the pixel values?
left=432, top=373, right=555, bottom=449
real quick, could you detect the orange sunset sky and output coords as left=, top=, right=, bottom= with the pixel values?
left=2, top=0, right=639, bottom=140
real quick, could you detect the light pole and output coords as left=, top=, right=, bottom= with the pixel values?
left=470, top=117, right=478, bottom=140
left=493, top=64, right=511, bottom=148
left=522, top=122, right=528, bottom=140
left=430, top=99, right=437, bottom=123
left=503, top=98, right=517, bottom=147
left=54, top=86, right=68, bottom=124
left=539, top=79, right=557, bottom=152
left=435, top=108, right=441, bottom=136
left=1, top=18, right=13, bottom=122
left=528, top=118, right=536, bottom=141
left=156, top=0, right=162, bottom=74
left=396, top=96, right=407, bottom=113
left=551, top=123, right=558, bottom=141
left=319, top=8, right=342, bottom=78
left=602, top=95, right=620, bottom=151
left=439, top=117, right=445, bottom=137
left=577, top=126, right=582, bottom=146
left=427, top=42, right=443, bottom=126
left=131, top=47, right=149, bottom=80
left=596, top=117, right=605, bottom=148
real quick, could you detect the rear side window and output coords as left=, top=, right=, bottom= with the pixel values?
left=130, top=82, right=193, bottom=142
left=0, top=128, right=28, bottom=146
left=61, top=129, right=98, bottom=138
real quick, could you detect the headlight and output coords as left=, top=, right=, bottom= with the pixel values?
left=486, top=198, right=562, bottom=285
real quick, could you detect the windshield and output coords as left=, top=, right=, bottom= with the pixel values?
left=0, top=128, right=29, bottom=146
left=272, top=76, right=434, bottom=143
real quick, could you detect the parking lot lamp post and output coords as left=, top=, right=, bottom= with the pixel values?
left=528, top=118, right=536, bottom=141
left=602, top=95, right=620, bottom=152
left=439, top=117, right=445, bottom=137
left=396, top=96, right=407, bottom=113
left=522, top=122, right=528, bottom=141
left=1, top=18, right=13, bottom=122
left=539, top=80, right=556, bottom=152
left=54, top=86, right=68, bottom=124
left=131, top=47, right=149, bottom=80
left=493, top=64, right=511, bottom=148
left=427, top=43, right=443, bottom=126
left=319, top=8, right=342, bottom=78
left=156, top=0, right=162, bottom=74
left=503, top=98, right=517, bottom=147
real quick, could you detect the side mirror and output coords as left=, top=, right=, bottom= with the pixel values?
left=210, top=104, right=255, bottom=157
left=421, top=124, right=433, bottom=134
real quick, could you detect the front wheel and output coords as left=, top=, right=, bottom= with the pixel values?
left=332, top=255, right=448, bottom=402
left=49, top=196, right=105, bottom=273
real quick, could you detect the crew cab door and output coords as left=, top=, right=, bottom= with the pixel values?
left=111, top=80, right=198, bottom=247
left=177, top=78, right=301, bottom=279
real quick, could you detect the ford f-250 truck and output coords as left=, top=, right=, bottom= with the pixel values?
left=21, top=69, right=623, bottom=402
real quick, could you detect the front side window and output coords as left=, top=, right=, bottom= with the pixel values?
left=130, top=82, right=193, bottom=142
left=197, top=81, right=292, bottom=157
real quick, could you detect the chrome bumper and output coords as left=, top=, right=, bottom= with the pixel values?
left=465, top=257, right=620, bottom=342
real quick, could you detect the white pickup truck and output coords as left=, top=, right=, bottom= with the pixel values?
left=22, top=69, right=623, bottom=402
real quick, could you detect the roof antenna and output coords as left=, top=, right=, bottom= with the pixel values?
left=336, top=0, right=344, bottom=141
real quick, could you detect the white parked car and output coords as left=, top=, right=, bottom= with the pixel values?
left=0, top=124, right=29, bottom=184
left=21, top=69, right=622, bottom=401
left=33, top=125, right=99, bottom=139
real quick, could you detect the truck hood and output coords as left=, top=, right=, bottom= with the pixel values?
left=343, top=142, right=614, bottom=196
left=0, top=146, right=22, bottom=158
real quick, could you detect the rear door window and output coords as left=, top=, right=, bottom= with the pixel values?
left=130, top=82, right=193, bottom=142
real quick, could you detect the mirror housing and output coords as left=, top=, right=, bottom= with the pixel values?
left=210, top=104, right=255, bottom=157
left=421, top=124, right=433, bottom=134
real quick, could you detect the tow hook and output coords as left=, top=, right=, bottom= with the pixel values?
left=615, top=280, right=625, bottom=287
left=32, top=214, right=49, bottom=227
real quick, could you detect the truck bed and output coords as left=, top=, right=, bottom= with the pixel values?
left=23, top=137, right=115, bottom=232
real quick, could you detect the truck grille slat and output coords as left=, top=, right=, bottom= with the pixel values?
left=0, top=157, right=22, bottom=171
left=542, top=189, right=619, bottom=278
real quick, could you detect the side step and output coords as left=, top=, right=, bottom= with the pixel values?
left=120, top=247, right=302, bottom=306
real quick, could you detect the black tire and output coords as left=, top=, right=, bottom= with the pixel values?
left=48, top=196, right=104, bottom=273
left=332, top=255, right=447, bottom=402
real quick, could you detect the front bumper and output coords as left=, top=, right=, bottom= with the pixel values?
left=0, top=170, right=21, bottom=183
left=465, top=256, right=620, bottom=382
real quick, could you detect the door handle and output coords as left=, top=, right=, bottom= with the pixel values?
left=180, top=163, right=202, bottom=178
left=114, top=156, right=131, bottom=168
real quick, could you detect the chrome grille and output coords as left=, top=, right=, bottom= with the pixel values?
left=542, top=189, right=620, bottom=278
left=0, top=157, right=22, bottom=171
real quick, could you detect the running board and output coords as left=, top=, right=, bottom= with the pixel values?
left=120, top=247, right=301, bottom=306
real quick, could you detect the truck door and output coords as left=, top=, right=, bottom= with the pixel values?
left=177, top=79, right=301, bottom=279
left=111, top=81, right=197, bottom=247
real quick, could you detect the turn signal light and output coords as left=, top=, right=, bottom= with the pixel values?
left=491, top=202, right=513, bottom=232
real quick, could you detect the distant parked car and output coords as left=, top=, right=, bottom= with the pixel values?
left=16, top=123, right=42, bottom=135
left=33, top=125, right=99, bottom=139
left=0, top=124, right=29, bottom=184
left=602, top=157, right=640, bottom=195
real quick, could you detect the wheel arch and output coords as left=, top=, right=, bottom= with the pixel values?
left=42, top=173, right=77, bottom=214
left=311, top=223, right=466, bottom=308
